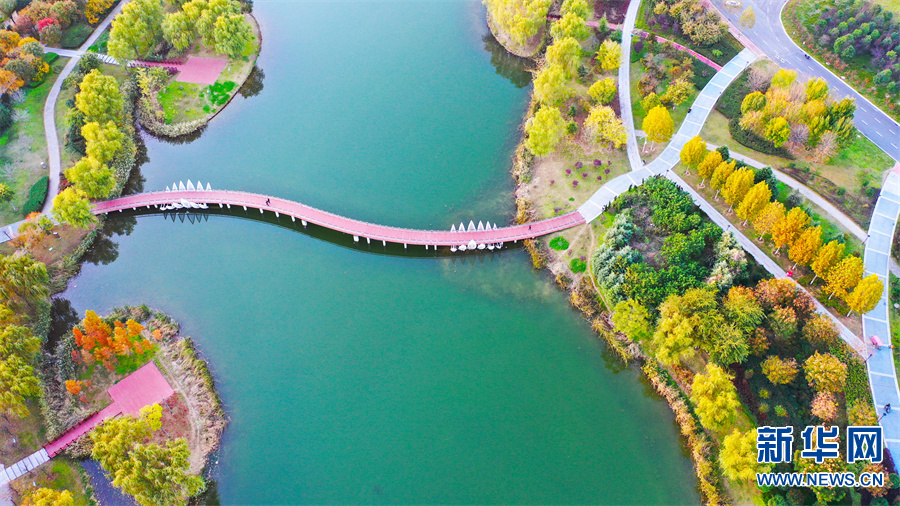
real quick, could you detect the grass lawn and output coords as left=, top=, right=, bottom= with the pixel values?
left=157, top=82, right=206, bottom=123
left=876, top=0, right=900, bottom=15
left=60, top=22, right=94, bottom=50
left=0, top=58, right=69, bottom=227
left=890, top=274, right=900, bottom=389
left=674, top=163, right=864, bottom=336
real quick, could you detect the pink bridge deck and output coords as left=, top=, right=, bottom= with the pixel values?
left=44, top=363, right=175, bottom=457
left=93, top=190, right=588, bottom=247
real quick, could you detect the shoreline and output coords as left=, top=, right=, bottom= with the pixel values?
left=501, top=19, right=725, bottom=505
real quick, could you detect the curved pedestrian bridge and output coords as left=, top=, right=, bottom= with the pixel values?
left=93, top=184, right=586, bottom=250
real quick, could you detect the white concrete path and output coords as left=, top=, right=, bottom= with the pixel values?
left=618, top=0, right=642, bottom=171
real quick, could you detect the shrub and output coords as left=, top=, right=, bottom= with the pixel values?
left=61, top=23, right=93, bottom=49
left=570, top=258, right=587, bottom=273
left=22, top=176, right=49, bottom=215
left=728, top=118, right=794, bottom=158
left=42, top=52, right=58, bottom=64
left=716, top=70, right=751, bottom=119
left=549, top=236, right=569, bottom=250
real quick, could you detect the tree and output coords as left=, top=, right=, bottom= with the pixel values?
left=736, top=182, right=772, bottom=225
left=0, top=254, right=48, bottom=313
left=771, top=68, right=798, bottom=88
left=690, top=363, right=741, bottom=431
left=162, top=11, right=194, bottom=51
left=561, top=0, right=589, bottom=18
left=76, top=70, right=123, bottom=125
left=707, top=323, right=749, bottom=365
left=0, top=68, right=23, bottom=95
left=723, top=286, right=763, bottom=334
left=811, top=240, right=845, bottom=283
left=771, top=207, right=810, bottom=254
left=22, top=488, right=75, bottom=506
left=82, top=121, right=124, bottom=164
left=803, top=352, right=847, bottom=393
left=710, top=160, right=736, bottom=192
left=764, top=117, right=791, bottom=147
left=596, top=39, right=622, bottom=71
left=546, top=37, right=581, bottom=77
left=721, top=429, right=766, bottom=482
left=113, top=438, right=204, bottom=505
left=642, top=106, right=673, bottom=144
left=659, top=77, right=693, bottom=106
left=806, top=77, right=829, bottom=101
left=788, top=225, right=823, bottom=269
left=811, top=391, right=838, bottom=422
left=824, top=255, right=863, bottom=300
left=85, top=0, right=116, bottom=23
left=740, top=91, right=766, bottom=114
left=587, top=77, right=616, bottom=104
left=845, top=274, right=883, bottom=315
left=679, top=136, right=707, bottom=170
left=640, top=92, right=661, bottom=113
left=762, top=355, right=799, bottom=385
left=524, top=105, right=565, bottom=155
left=583, top=105, right=626, bottom=148
left=802, top=315, right=839, bottom=349
left=533, top=64, right=571, bottom=105
left=213, top=13, right=252, bottom=58
left=752, top=200, right=785, bottom=238
left=550, top=11, right=589, bottom=41
left=107, top=0, right=164, bottom=60
left=91, top=404, right=204, bottom=505
left=52, top=187, right=97, bottom=229
left=721, top=168, right=754, bottom=209
left=770, top=306, right=798, bottom=340
left=0, top=321, right=40, bottom=362
left=0, top=353, right=41, bottom=418
left=652, top=288, right=718, bottom=365
left=611, top=299, right=651, bottom=341
left=696, top=149, right=723, bottom=183
left=739, top=6, right=756, bottom=29
left=66, top=157, right=115, bottom=199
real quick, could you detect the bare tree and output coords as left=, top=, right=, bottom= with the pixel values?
left=748, top=66, right=774, bottom=92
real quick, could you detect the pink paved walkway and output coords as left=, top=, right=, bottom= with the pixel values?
left=93, top=190, right=587, bottom=247
left=44, top=363, right=175, bottom=457
left=636, top=31, right=723, bottom=71
left=135, top=56, right=228, bottom=85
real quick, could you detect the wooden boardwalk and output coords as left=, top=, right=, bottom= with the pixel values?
left=93, top=189, right=587, bottom=248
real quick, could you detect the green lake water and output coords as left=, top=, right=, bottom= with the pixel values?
left=60, top=1, right=701, bottom=503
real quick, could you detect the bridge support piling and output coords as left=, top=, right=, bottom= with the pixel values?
left=219, top=203, right=223, bottom=208
left=382, top=240, right=386, bottom=246
left=275, top=212, right=279, bottom=218
left=291, top=216, right=295, bottom=222
left=366, top=237, right=371, bottom=244
left=242, top=206, right=246, bottom=211
left=227, top=204, right=231, bottom=209
left=259, top=208, right=263, bottom=214
left=404, top=243, right=407, bottom=248
left=301, top=220, right=307, bottom=227
left=354, top=236, right=359, bottom=242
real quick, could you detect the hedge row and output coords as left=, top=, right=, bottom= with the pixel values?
left=715, top=70, right=751, bottom=119
left=727, top=117, right=794, bottom=159
left=22, top=176, right=49, bottom=215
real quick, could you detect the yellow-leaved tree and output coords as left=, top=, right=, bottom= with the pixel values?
left=788, top=225, right=823, bottom=269
left=736, top=181, right=771, bottom=225
left=722, top=168, right=755, bottom=210
left=770, top=207, right=810, bottom=254
left=584, top=105, right=626, bottom=148
left=810, top=240, right=845, bottom=283
left=752, top=201, right=785, bottom=238
left=642, top=105, right=674, bottom=144
left=845, top=274, right=883, bottom=316
left=595, top=39, right=622, bottom=71
left=524, top=105, right=565, bottom=156
left=720, top=429, right=769, bottom=482
left=690, top=363, right=741, bottom=431
left=679, top=135, right=707, bottom=171
left=824, top=255, right=864, bottom=300
left=696, top=149, right=723, bottom=184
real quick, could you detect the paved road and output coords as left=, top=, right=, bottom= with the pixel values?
left=862, top=168, right=900, bottom=459
left=709, top=0, right=900, bottom=162
left=41, top=0, right=129, bottom=217
left=618, top=0, right=642, bottom=170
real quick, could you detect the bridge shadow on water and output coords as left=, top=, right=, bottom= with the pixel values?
left=108, top=207, right=523, bottom=261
